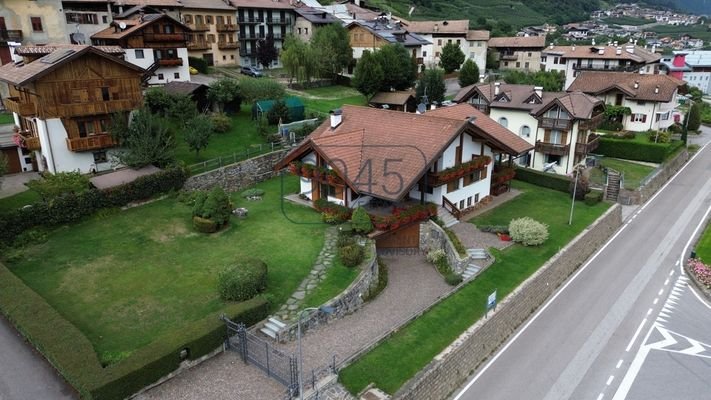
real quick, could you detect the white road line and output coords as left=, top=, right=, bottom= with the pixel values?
left=664, top=278, right=670, bottom=285
left=653, top=298, right=658, bottom=305
left=616, top=359, right=623, bottom=369
left=597, top=393, right=605, bottom=400
left=669, top=269, right=675, bottom=276
left=613, top=324, right=658, bottom=400
left=626, top=318, right=647, bottom=352
left=607, top=375, right=615, bottom=385
left=658, top=288, right=664, bottom=296
left=675, top=260, right=680, bottom=266
left=647, top=308, right=653, bottom=316
left=688, top=284, right=711, bottom=310
left=679, top=201, right=711, bottom=274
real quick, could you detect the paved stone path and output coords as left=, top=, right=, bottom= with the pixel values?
left=276, top=226, right=338, bottom=322
left=0, top=172, right=38, bottom=198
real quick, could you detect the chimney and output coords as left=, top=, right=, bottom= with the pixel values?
left=652, top=44, right=657, bottom=53
left=494, top=82, right=500, bottom=95
left=598, top=48, right=605, bottom=55
left=655, top=85, right=659, bottom=94
left=430, top=102, right=437, bottom=110
left=616, top=46, right=622, bottom=55
left=634, top=81, right=639, bottom=89
left=434, top=24, right=439, bottom=33
left=479, top=74, right=485, bottom=83
left=673, top=53, right=687, bottom=67
left=626, top=45, right=635, bottom=54
left=330, top=109, right=343, bottom=129
left=549, top=43, right=554, bottom=49
left=592, top=38, right=596, bottom=46
left=572, top=45, right=576, bottom=51
left=613, top=41, right=618, bottom=47
left=534, top=86, right=543, bottom=98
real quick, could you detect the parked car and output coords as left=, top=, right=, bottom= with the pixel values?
left=240, top=66, right=263, bottom=77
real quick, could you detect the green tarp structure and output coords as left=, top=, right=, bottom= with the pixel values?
left=251, top=97, right=305, bottom=122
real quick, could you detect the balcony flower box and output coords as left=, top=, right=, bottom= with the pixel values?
left=437, top=156, right=492, bottom=182
left=288, top=161, right=344, bottom=185
left=370, top=203, right=437, bottom=231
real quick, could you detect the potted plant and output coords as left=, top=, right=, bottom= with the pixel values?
left=301, top=163, right=314, bottom=178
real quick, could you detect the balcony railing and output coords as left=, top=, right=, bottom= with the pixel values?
left=0, top=29, right=22, bottom=41
left=19, top=131, right=41, bottom=151
left=217, top=23, right=237, bottom=32
left=4, top=97, right=36, bottom=116
left=535, top=141, right=569, bottom=156
left=572, top=63, right=641, bottom=73
left=575, top=136, right=600, bottom=154
left=143, top=33, right=187, bottom=42
left=158, top=58, right=184, bottom=66
left=187, top=41, right=210, bottom=50
left=238, top=17, right=264, bottom=24
left=239, top=32, right=283, bottom=40
left=66, top=134, right=117, bottom=152
left=186, top=22, right=209, bottom=32
left=43, top=99, right=140, bottom=118
left=579, top=113, right=605, bottom=131
left=266, top=17, right=291, bottom=24
left=539, top=117, right=572, bottom=130
left=500, top=53, right=518, bottom=61
left=217, top=41, right=238, bottom=49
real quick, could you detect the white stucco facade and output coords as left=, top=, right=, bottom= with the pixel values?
left=598, top=92, right=677, bottom=132
left=124, top=47, right=190, bottom=85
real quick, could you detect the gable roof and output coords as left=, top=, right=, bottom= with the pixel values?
left=0, top=46, right=144, bottom=86
left=346, top=21, right=430, bottom=47
left=91, top=13, right=188, bottom=40
left=369, top=91, right=415, bottom=106
left=543, top=44, right=661, bottom=64
left=14, top=44, right=125, bottom=57
left=229, top=0, right=294, bottom=10
left=180, top=0, right=235, bottom=10
left=488, top=36, right=546, bottom=49
left=567, top=72, right=685, bottom=102
left=293, top=6, right=338, bottom=24
left=162, top=81, right=208, bottom=96
left=466, top=30, right=490, bottom=41
left=401, top=20, right=469, bottom=34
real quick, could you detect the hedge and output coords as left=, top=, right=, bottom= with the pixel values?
left=0, top=260, right=268, bottom=400
left=514, top=167, right=571, bottom=193
left=595, top=138, right=684, bottom=163
left=0, top=167, right=188, bottom=244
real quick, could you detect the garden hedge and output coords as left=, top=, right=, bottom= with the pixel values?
left=595, top=138, right=684, bottom=163
left=514, top=167, right=571, bottom=193
left=0, top=167, right=188, bottom=244
left=0, top=259, right=268, bottom=400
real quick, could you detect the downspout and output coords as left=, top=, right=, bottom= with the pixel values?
left=649, top=101, right=656, bottom=131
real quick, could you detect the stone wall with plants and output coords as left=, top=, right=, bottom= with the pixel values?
left=420, top=220, right=479, bottom=275
left=183, top=149, right=289, bottom=192
left=617, top=148, right=689, bottom=205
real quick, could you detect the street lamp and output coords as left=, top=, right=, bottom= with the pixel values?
left=297, top=305, right=335, bottom=399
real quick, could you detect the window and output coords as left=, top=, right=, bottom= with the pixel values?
left=164, top=24, right=174, bottom=33
left=527, top=52, right=531, bottom=57
left=184, top=14, right=193, bottom=24
left=516, top=62, right=520, bottom=68
left=206, top=16, right=213, bottom=24
left=520, top=125, right=531, bottom=137
left=31, top=17, right=43, bottom=32
left=419, top=183, right=434, bottom=194
left=604, top=59, right=610, bottom=69
left=102, top=15, right=108, bottom=23
left=66, top=13, right=98, bottom=24
left=93, top=151, right=108, bottom=163
left=459, top=200, right=465, bottom=209
left=223, top=55, right=227, bottom=60
left=504, top=62, right=509, bottom=67
left=498, top=117, right=508, bottom=128
left=475, top=193, right=479, bottom=203
left=587, top=60, right=593, bottom=68
left=546, top=154, right=561, bottom=165
left=319, top=183, right=341, bottom=199
left=438, top=39, right=442, bottom=46
left=77, top=120, right=96, bottom=138
left=467, top=197, right=472, bottom=207
left=230, top=54, right=234, bottom=59
left=305, top=28, right=308, bottom=34
left=477, top=42, right=482, bottom=47
left=436, top=52, right=440, bottom=57
left=549, top=129, right=562, bottom=144
left=553, top=56, right=559, bottom=64
left=174, top=72, right=180, bottom=79
left=447, top=178, right=460, bottom=193
left=524, top=62, right=529, bottom=69
left=448, top=39, right=452, bottom=44
left=101, top=87, right=110, bottom=101
left=423, top=51, right=427, bottom=57
left=541, top=56, right=547, bottom=63
left=632, top=113, right=647, bottom=123
left=135, top=49, right=144, bottom=58
left=298, top=27, right=302, bottom=34
left=208, top=34, right=216, bottom=43
left=661, top=111, right=670, bottom=120
left=456, top=39, right=461, bottom=45
left=158, top=73, right=164, bottom=80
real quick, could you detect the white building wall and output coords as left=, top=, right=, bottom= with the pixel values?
left=682, top=71, right=711, bottom=94
left=37, top=118, right=115, bottom=173
left=124, top=47, right=191, bottom=85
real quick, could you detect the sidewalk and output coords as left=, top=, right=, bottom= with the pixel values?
left=0, top=172, right=38, bottom=199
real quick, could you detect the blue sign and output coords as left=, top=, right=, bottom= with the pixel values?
left=487, top=290, right=497, bottom=312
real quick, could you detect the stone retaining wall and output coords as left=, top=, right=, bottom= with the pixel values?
left=394, top=205, right=623, bottom=400
left=618, top=149, right=689, bottom=205
left=419, top=221, right=476, bottom=274
left=183, top=150, right=289, bottom=192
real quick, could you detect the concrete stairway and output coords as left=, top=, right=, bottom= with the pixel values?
left=605, top=170, right=621, bottom=202
left=437, top=206, right=459, bottom=228
left=259, top=316, right=287, bottom=340
left=461, top=264, right=481, bottom=280
left=466, top=248, right=489, bottom=260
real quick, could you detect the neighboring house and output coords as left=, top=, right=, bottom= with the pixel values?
left=180, top=0, right=238, bottom=67
left=231, top=0, right=296, bottom=68
left=368, top=91, right=416, bottom=112
left=0, top=45, right=144, bottom=173
left=0, top=16, right=24, bottom=65
left=541, top=43, right=662, bottom=89
left=0, top=0, right=68, bottom=51
left=162, top=80, right=210, bottom=111
left=62, top=0, right=114, bottom=45
left=110, top=0, right=183, bottom=20
left=399, top=19, right=489, bottom=73
left=293, top=5, right=338, bottom=42
left=91, top=13, right=191, bottom=85
left=347, top=19, right=429, bottom=62
left=453, top=82, right=605, bottom=175
left=568, top=72, right=684, bottom=132
left=488, top=35, right=546, bottom=72
left=309, top=1, right=383, bottom=25
left=275, top=103, right=532, bottom=226
left=0, top=123, right=34, bottom=174
left=661, top=51, right=711, bottom=95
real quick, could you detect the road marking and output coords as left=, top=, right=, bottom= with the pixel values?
left=597, top=393, right=605, bottom=400
left=613, top=323, right=658, bottom=400
left=626, top=318, right=647, bottom=352
left=653, top=298, right=658, bottom=305
left=658, top=288, right=664, bottom=296
left=616, top=359, right=623, bottom=369
left=679, top=201, right=711, bottom=274
left=688, top=284, right=711, bottom=310
left=664, top=278, right=670, bottom=285
left=647, top=308, right=653, bottom=316
left=607, top=375, right=615, bottom=385
left=669, top=269, right=675, bottom=276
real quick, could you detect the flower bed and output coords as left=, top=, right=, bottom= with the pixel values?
left=688, top=258, right=711, bottom=288
left=370, top=203, right=437, bottom=231
left=288, top=161, right=343, bottom=185
left=436, top=156, right=492, bottom=181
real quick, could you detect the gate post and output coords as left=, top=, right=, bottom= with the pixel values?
left=265, top=341, right=270, bottom=378
left=237, top=323, right=248, bottom=363
left=289, top=355, right=299, bottom=397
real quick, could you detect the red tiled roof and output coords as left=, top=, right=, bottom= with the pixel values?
left=568, top=72, right=685, bottom=102
left=488, top=36, right=546, bottom=48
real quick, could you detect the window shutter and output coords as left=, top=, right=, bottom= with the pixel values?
left=481, top=167, right=488, bottom=180
left=642, top=114, right=647, bottom=123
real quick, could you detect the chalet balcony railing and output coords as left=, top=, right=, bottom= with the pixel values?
left=266, top=17, right=291, bottom=25
left=43, top=99, right=140, bottom=118
left=238, top=17, right=264, bottom=24
left=186, top=22, right=209, bottom=32
left=217, top=41, right=238, bottom=49
left=239, top=50, right=255, bottom=57
left=239, top=32, right=264, bottom=40
left=143, top=33, right=188, bottom=42
left=187, top=41, right=210, bottom=50
left=572, top=63, right=641, bottom=73
left=535, top=141, right=569, bottom=156
left=4, top=97, right=36, bottom=116
left=500, top=53, right=518, bottom=61
left=441, top=195, right=462, bottom=220
left=217, top=23, right=237, bottom=32
left=539, top=117, right=572, bottom=130
left=575, top=136, right=600, bottom=154
left=19, top=131, right=41, bottom=151
left=158, top=58, right=184, bottom=66
left=579, top=113, right=605, bottom=131
left=0, top=29, right=22, bottom=41
left=66, top=134, right=117, bottom=152
left=426, top=156, right=491, bottom=187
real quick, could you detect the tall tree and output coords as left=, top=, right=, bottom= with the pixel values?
left=374, top=43, right=416, bottom=91
left=686, top=102, right=701, bottom=131
left=110, top=110, right=175, bottom=168
left=439, top=42, right=465, bottom=74
left=281, top=35, right=319, bottom=85
left=207, top=78, right=242, bottom=113
left=183, top=115, right=214, bottom=157
left=458, top=59, right=480, bottom=87
left=415, top=68, right=446, bottom=105
left=256, top=33, right=278, bottom=69
left=352, top=50, right=384, bottom=98
left=311, top=24, right=353, bottom=79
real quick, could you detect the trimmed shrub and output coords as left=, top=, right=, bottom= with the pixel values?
left=596, top=137, right=683, bottom=163
left=339, top=244, right=364, bottom=267
left=514, top=167, right=571, bottom=193
left=351, top=207, right=374, bottom=234
left=584, top=190, right=603, bottom=206
left=445, top=272, right=463, bottom=286
left=26, top=171, right=90, bottom=201
left=426, top=249, right=447, bottom=265
left=314, top=199, right=352, bottom=224
left=647, top=130, right=671, bottom=143
left=509, top=217, right=549, bottom=246
left=337, top=233, right=356, bottom=249
left=240, top=188, right=265, bottom=198
left=192, top=187, right=232, bottom=229
left=188, top=56, right=209, bottom=74
left=210, top=112, right=232, bottom=133
left=193, top=216, right=218, bottom=233
left=217, top=259, right=268, bottom=301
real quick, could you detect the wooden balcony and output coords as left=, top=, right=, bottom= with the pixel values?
left=187, top=41, right=210, bottom=50
left=66, top=134, right=117, bottom=152
left=0, top=29, right=22, bottom=41
left=575, top=136, right=600, bottom=154
left=217, top=23, right=237, bottom=32
left=238, top=17, right=264, bottom=24
left=539, top=117, right=572, bottom=130
left=22, top=134, right=41, bottom=151
left=535, top=141, right=569, bottom=156
left=500, top=53, right=518, bottom=61
left=217, top=41, right=238, bottom=49
left=43, top=99, right=140, bottom=118
left=158, top=58, right=184, bottom=66
left=187, top=22, right=209, bottom=32
left=579, top=113, right=604, bottom=131
left=143, top=33, right=187, bottom=42
left=4, top=97, right=36, bottom=116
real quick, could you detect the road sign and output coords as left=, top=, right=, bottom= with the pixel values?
left=487, top=290, right=497, bottom=312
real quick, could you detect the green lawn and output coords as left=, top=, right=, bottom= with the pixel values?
left=339, top=181, right=610, bottom=394
left=289, top=85, right=368, bottom=116
left=589, top=158, right=656, bottom=189
left=696, top=222, right=711, bottom=263
left=301, top=259, right=360, bottom=309
left=0, top=190, right=41, bottom=215
left=0, top=112, right=13, bottom=125
left=4, top=176, right=327, bottom=365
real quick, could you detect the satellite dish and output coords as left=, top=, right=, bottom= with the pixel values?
left=119, top=22, right=127, bottom=30
left=416, top=103, right=427, bottom=114
left=71, top=32, right=86, bottom=44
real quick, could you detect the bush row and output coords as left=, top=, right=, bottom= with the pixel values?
left=514, top=167, right=571, bottom=193
left=0, top=258, right=268, bottom=400
left=595, top=138, right=683, bottom=163
left=0, top=167, right=188, bottom=244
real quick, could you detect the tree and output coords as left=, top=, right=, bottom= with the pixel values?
left=416, top=68, right=446, bottom=105
left=374, top=43, right=416, bottom=91
left=311, top=24, right=352, bottom=79
left=183, top=115, right=214, bottom=157
left=256, top=33, right=278, bottom=69
left=686, top=102, right=701, bottom=131
left=502, top=70, right=565, bottom=92
left=352, top=50, right=384, bottom=98
left=26, top=172, right=90, bottom=201
left=439, top=42, right=465, bottom=74
left=239, top=78, right=285, bottom=103
left=167, top=94, right=197, bottom=126
left=281, top=35, right=319, bottom=85
left=207, top=78, right=242, bottom=113
left=144, top=87, right=173, bottom=115
left=110, top=110, right=175, bottom=168
left=458, top=59, right=480, bottom=87
left=266, top=99, right=290, bottom=125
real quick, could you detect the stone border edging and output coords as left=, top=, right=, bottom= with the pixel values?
left=392, top=204, right=623, bottom=400
left=183, top=149, right=289, bottom=192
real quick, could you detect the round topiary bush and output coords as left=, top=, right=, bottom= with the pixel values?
left=339, top=243, right=364, bottom=267
left=445, top=272, right=463, bottom=286
left=211, top=112, right=232, bottom=133
left=192, top=187, right=233, bottom=233
left=218, top=259, right=268, bottom=301
left=508, top=217, right=549, bottom=246
left=350, top=207, right=373, bottom=234
left=193, top=215, right=218, bottom=233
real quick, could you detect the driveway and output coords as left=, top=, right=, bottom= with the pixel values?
left=0, top=172, right=38, bottom=199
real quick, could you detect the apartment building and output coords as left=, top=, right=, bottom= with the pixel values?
left=488, top=36, right=546, bottom=72
left=231, top=0, right=295, bottom=67
left=180, top=0, right=238, bottom=66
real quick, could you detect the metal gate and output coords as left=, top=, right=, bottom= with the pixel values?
left=223, top=316, right=299, bottom=394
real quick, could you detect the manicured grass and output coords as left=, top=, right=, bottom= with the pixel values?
left=303, top=95, right=368, bottom=116
left=588, top=158, right=656, bottom=189
left=301, top=259, right=360, bottom=309
left=288, top=85, right=368, bottom=116
left=4, top=176, right=326, bottom=365
left=696, top=222, right=711, bottom=263
left=0, top=112, right=13, bottom=125
left=0, top=190, right=41, bottom=215
left=339, top=181, right=610, bottom=395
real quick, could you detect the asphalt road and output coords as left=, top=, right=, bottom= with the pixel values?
left=0, top=315, right=75, bottom=400
left=454, top=139, right=711, bottom=400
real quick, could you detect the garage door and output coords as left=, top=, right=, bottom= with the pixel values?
left=1, top=147, right=21, bottom=174
left=375, top=222, right=420, bottom=249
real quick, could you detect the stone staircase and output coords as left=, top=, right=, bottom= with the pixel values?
left=436, top=206, right=459, bottom=228
left=259, top=316, right=287, bottom=340
left=466, top=248, right=489, bottom=260
left=461, top=264, right=481, bottom=280
left=605, top=170, right=621, bottom=202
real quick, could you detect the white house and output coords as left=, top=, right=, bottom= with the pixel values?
left=347, top=20, right=429, bottom=62
left=661, top=51, right=711, bottom=95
